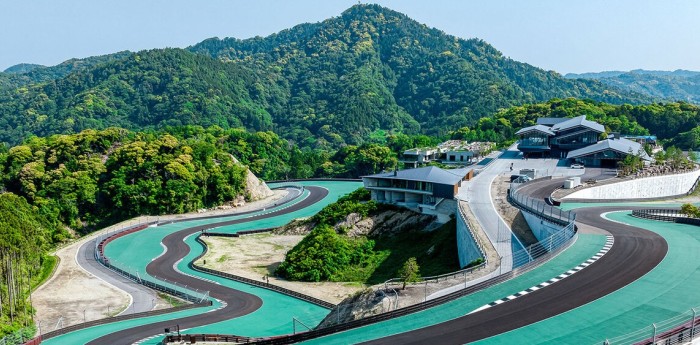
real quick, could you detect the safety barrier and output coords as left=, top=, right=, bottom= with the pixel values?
left=601, top=306, right=700, bottom=345
left=631, top=209, right=700, bottom=226
left=509, top=178, right=576, bottom=226
left=39, top=301, right=210, bottom=341
left=191, top=235, right=335, bottom=309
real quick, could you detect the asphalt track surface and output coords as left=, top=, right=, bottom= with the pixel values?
left=363, top=179, right=669, bottom=345
left=86, top=186, right=328, bottom=345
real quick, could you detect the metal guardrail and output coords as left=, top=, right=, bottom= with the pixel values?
left=601, top=306, right=700, bottom=345
left=509, top=178, right=576, bottom=226
left=174, top=176, right=580, bottom=344
left=191, top=235, right=335, bottom=309
left=631, top=209, right=700, bottom=226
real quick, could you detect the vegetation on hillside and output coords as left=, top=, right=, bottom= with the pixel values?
left=0, top=5, right=650, bottom=148
left=449, top=98, right=700, bottom=149
left=276, top=188, right=459, bottom=283
left=567, top=70, right=700, bottom=104
left=0, top=193, right=63, bottom=338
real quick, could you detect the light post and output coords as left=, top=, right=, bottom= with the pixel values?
left=83, top=309, right=86, bottom=323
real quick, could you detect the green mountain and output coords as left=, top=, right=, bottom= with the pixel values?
left=0, top=4, right=651, bottom=147
left=566, top=69, right=700, bottom=104
left=0, top=51, right=132, bottom=92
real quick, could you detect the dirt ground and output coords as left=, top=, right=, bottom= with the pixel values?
left=198, top=234, right=366, bottom=304
left=31, top=190, right=288, bottom=329
left=491, top=173, right=539, bottom=246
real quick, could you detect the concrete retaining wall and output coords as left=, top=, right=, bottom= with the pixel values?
left=456, top=205, right=482, bottom=268
left=563, top=169, right=700, bottom=200
left=521, top=211, right=561, bottom=243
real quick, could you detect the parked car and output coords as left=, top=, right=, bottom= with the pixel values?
left=570, top=163, right=585, bottom=169
left=510, top=174, right=532, bottom=183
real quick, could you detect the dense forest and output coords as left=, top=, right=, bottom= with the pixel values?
left=452, top=98, right=700, bottom=149
left=566, top=70, right=700, bottom=104
left=0, top=4, right=651, bottom=148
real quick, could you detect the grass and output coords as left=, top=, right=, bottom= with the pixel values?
left=326, top=220, right=460, bottom=284
left=216, top=254, right=229, bottom=263
left=365, top=219, right=460, bottom=284
left=158, top=292, right=187, bottom=308
left=33, top=254, right=59, bottom=290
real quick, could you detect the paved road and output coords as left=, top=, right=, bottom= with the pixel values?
left=77, top=236, right=160, bottom=314
left=75, top=188, right=304, bottom=316
left=364, top=179, right=669, bottom=344
left=86, top=187, right=328, bottom=345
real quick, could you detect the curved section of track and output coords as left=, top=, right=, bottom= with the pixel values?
left=361, top=181, right=668, bottom=344
left=87, top=186, right=328, bottom=345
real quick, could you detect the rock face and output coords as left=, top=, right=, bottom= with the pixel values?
left=274, top=209, right=436, bottom=237
left=338, top=210, right=436, bottom=238
left=317, top=289, right=388, bottom=328
left=244, top=168, right=273, bottom=201
left=230, top=155, right=273, bottom=202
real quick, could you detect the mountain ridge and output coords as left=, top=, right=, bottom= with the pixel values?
left=0, top=4, right=652, bottom=147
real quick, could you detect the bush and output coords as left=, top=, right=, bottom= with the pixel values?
left=275, top=224, right=378, bottom=282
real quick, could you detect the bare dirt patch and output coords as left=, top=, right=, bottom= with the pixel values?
left=197, top=234, right=366, bottom=304
left=492, top=173, right=538, bottom=246
left=32, top=189, right=289, bottom=328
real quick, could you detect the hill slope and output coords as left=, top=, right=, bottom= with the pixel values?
left=0, top=4, right=650, bottom=147
left=566, top=69, right=700, bottom=104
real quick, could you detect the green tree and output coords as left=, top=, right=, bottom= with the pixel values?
left=397, top=257, right=421, bottom=290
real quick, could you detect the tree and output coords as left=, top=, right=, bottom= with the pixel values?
left=681, top=203, right=700, bottom=218
left=397, top=257, right=421, bottom=290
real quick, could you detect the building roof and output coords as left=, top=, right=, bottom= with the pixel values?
left=515, top=124, right=556, bottom=136
left=363, top=166, right=467, bottom=185
left=567, top=138, right=652, bottom=161
left=550, top=115, right=605, bottom=133
left=536, top=117, right=569, bottom=126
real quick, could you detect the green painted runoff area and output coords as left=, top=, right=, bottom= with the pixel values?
left=473, top=211, right=700, bottom=345
left=43, top=181, right=361, bottom=345
left=303, top=234, right=606, bottom=344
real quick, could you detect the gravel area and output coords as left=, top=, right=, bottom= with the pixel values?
left=197, top=234, right=366, bottom=305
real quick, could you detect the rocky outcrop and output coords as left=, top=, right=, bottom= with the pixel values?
left=244, top=168, right=273, bottom=201
left=317, top=288, right=388, bottom=328
left=274, top=209, right=435, bottom=237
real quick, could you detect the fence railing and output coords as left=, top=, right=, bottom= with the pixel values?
left=631, top=209, right=700, bottom=226
left=510, top=178, right=576, bottom=226
left=94, top=223, right=209, bottom=304
left=191, top=235, right=335, bottom=309
left=601, top=306, right=700, bottom=345
left=172, top=173, right=581, bottom=344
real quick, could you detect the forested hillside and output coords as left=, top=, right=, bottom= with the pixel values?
left=566, top=69, right=700, bottom=104
left=0, top=4, right=650, bottom=148
left=0, top=51, right=132, bottom=93
left=453, top=98, right=700, bottom=149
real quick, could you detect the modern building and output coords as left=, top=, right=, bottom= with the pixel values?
left=401, top=140, right=495, bottom=167
left=362, top=166, right=473, bottom=218
left=567, top=137, right=652, bottom=168
left=517, top=115, right=605, bottom=158
left=401, top=147, right=441, bottom=167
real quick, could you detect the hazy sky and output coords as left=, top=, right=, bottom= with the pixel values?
left=1, top=0, right=698, bottom=74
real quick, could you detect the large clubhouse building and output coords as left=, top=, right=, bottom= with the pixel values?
left=516, top=115, right=651, bottom=167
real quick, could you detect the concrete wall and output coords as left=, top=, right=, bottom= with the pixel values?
left=456, top=204, right=483, bottom=268
left=563, top=169, right=700, bottom=200
left=521, top=211, right=562, bottom=243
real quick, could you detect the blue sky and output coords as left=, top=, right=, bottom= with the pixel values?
left=1, top=0, right=698, bottom=73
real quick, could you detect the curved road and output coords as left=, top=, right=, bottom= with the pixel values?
left=361, top=178, right=669, bottom=344
left=86, top=186, right=328, bottom=345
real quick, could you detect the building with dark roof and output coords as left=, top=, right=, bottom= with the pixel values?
left=362, top=166, right=472, bottom=217
left=567, top=137, right=652, bottom=168
left=517, top=115, right=606, bottom=158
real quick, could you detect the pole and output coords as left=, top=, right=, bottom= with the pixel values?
left=83, top=309, right=86, bottom=323
left=652, top=323, right=657, bottom=343
left=692, top=308, right=697, bottom=339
